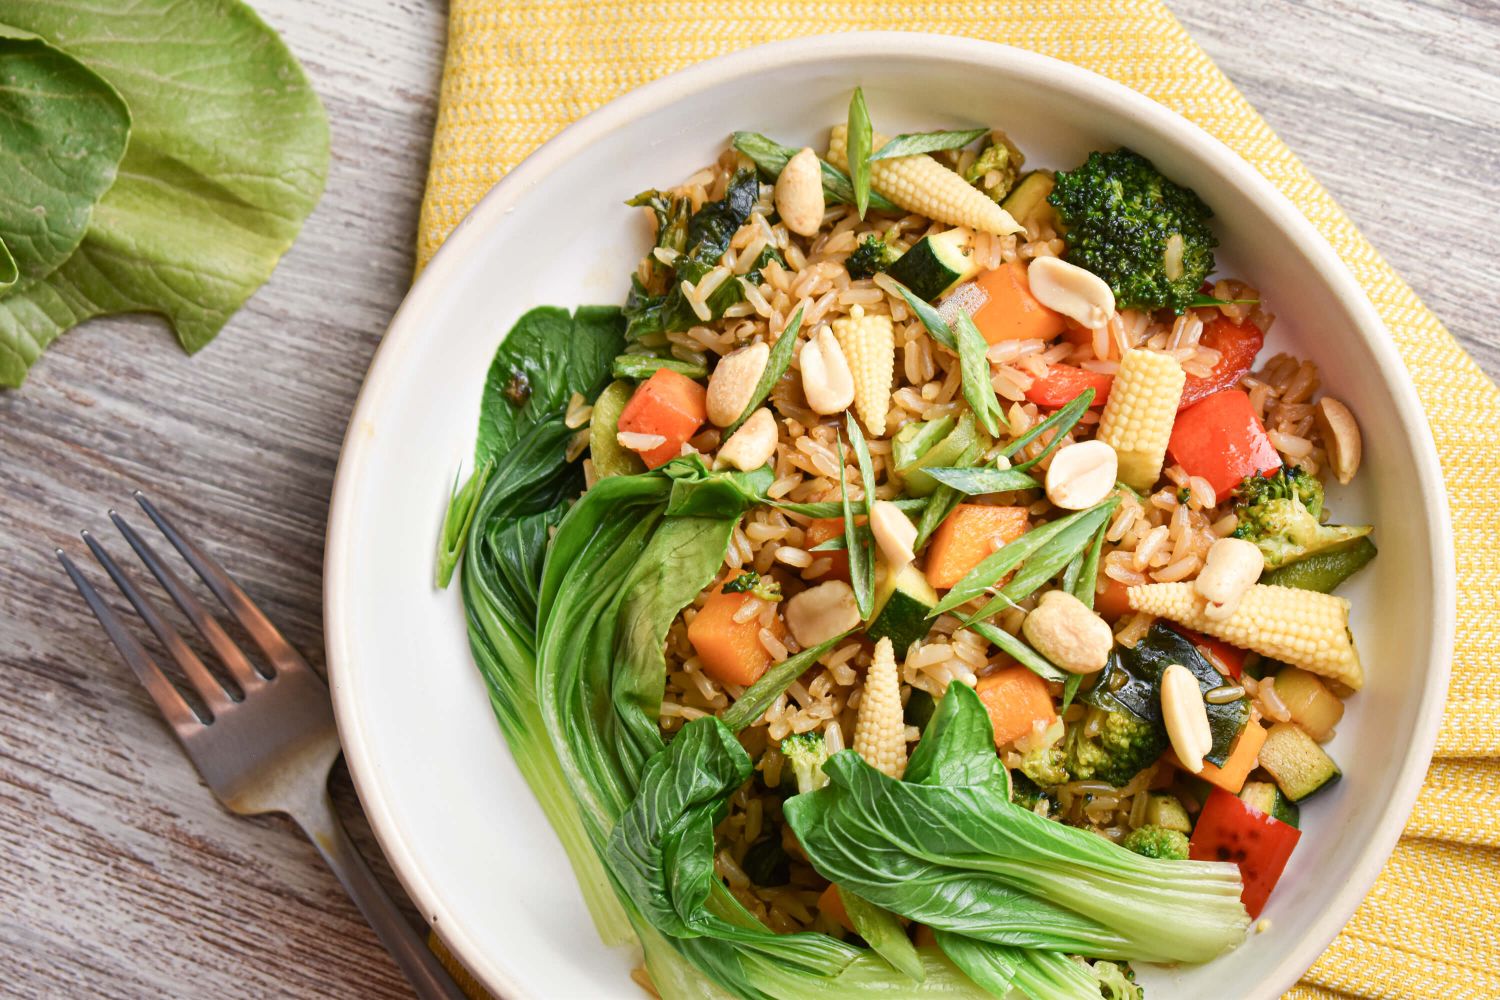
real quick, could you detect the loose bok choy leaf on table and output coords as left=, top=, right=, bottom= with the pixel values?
left=0, top=0, right=329, bottom=387
left=0, top=27, right=129, bottom=294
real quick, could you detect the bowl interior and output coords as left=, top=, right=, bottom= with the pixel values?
left=326, top=35, right=1451, bottom=1000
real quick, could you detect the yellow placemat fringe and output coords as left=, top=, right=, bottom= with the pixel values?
left=417, top=3, right=1500, bottom=997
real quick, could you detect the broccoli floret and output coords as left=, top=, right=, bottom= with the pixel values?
left=1122, top=825, right=1191, bottom=861
left=1018, top=744, right=1069, bottom=788
left=845, top=236, right=900, bottom=280
left=965, top=132, right=1025, bottom=202
left=1235, top=465, right=1324, bottom=517
left=1008, top=769, right=1059, bottom=815
left=722, top=570, right=782, bottom=602
left=1232, top=469, right=1371, bottom=570
left=1048, top=148, right=1218, bottom=313
left=781, top=733, right=832, bottom=794
left=1064, top=710, right=1167, bottom=788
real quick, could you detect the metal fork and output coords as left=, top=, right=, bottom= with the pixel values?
left=57, top=492, right=467, bottom=1000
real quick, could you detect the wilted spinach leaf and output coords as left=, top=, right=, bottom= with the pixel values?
left=660, top=453, right=772, bottom=517
left=1086, top=623, right=1250, bottom=766
left=623, top=169, right=759, bottom=341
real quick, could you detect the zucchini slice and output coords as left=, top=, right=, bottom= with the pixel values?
left=1239, top=780, right=1301, bottom=828
left=868, top=562, right=939, bottom=658
left=1144, top=792, right=1192, bottom=833
left=1258, top=722, right=1341, bottom=802
left=1000, top=171, right=1057, bottom=230
left=886, top=228, right=980, bottom=301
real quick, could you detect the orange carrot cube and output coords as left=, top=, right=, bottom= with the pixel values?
left=924, top=504, right=1029, bottom=590
left=975, top=666, right=1057, bottom=748
left=616, top=368, right=707, bottom=468
left=686, top=584, right=784, bottom=687
left=969, top=261, right=1068, bottom=344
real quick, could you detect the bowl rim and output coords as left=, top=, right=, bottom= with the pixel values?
left=324, top=31, right=1454, bottom=999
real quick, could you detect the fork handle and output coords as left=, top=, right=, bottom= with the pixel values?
left=292, top=791, right=471, bottom=1000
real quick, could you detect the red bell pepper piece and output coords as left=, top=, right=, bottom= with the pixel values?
left=1179, top=316, right=1264, bottom=411
left=1167, top=389, right=1281, bottom=498
left=1189, top=788, right=1301, bottom=918
left=1024, top=364, right=1112, bottom=409
left=1170, top=627, right=1246, bottom=680
left=616, top=368, right=707, bottom=468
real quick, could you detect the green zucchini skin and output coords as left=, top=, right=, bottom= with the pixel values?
left=1239, top=781, right=1301, bottom=828
left=1258, top=723, right=1341, bottom=802
left=1261, top=536, right=1376, bottom=592
left=885, top=229, right=977, bottom=301
left=868, top=563, right=939, bottom=658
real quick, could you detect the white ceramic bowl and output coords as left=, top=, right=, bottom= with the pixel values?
left=325, top=33, right=1453, bottom=1000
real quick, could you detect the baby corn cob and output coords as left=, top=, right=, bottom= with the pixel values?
left=853, top=637, right=908, bottom=779
left=1096, top=348, right=1186, bottom=492
left=1128, top=582, right=1363, bottom=690
left=828, top=125, right=1023, bottom=236
left=830, top=305, right=894, bottom=437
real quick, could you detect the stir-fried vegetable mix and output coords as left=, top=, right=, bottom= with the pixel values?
left=439, top=91, right=1376, bottom=998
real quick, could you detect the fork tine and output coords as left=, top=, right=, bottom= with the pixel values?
left=57, top=548, right=203, bottom=734
left=80, top=531, right=238, bottom=717
left=133, top=491, right=305, bottom=675
left=110, top=510, right=267, bottom=691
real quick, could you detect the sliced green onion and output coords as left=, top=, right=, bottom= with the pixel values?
left=960, top=500, right=1118, bottom=625
left=730, top=131, right=896, bottom=211
left=929, top=504, right=1105, bottom=618
left=953, top=311, right=1006, bottom=437
left=848, top=88, right=874, bottom=219
left=1003, top=388, right=1093, bottom=469
left=912, top=483, right=962, bottom=553
left=837, top=434, right=875, bottom=619
left=868, top=128, right=988, bottom=161
left=775, top=496, right=927, bottom=518
left=921, top=466, right=1038, bottom=496
left=970, top=621, right=1066, bottom=683
left=724, top=305, right=803, bottom=437
left=721, top=631, right=854, bottom=731
left=893, top=281, right=956, bottom=349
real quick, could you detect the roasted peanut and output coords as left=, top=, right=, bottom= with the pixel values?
left=799, top=324, right=855, bottom=415
left=1195, top=537, right=1264, bottom=620
left=1161, top=663, right=1212, bottom=773
left=1045, top=440, right=1118, bottom=510
left=784, top=580, right=860, bottom=647
left=774, top=147, right=825, bottom=237
left=714, top=408, right=777, bottom=471
left=706, top=341, right=769, bottom=427
left=1021, top=590, right=1113, bottom=674
left=869, top=499, right=917, bottom=569
left=1026, top=256, right=1116, bottom=330
left=1314, top=397, right=1362, bottom=485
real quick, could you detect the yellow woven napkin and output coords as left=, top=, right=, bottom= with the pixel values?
left=417, top=2, right=1500, bottom=996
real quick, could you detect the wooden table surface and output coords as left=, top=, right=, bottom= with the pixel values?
left=2, top=2, right=1494, bottom=996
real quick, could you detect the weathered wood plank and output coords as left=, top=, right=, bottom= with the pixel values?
left=0, top=2, right=1493, bottom=997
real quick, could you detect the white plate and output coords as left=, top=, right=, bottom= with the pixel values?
left=326, top=33, right=1453, bottom=1000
